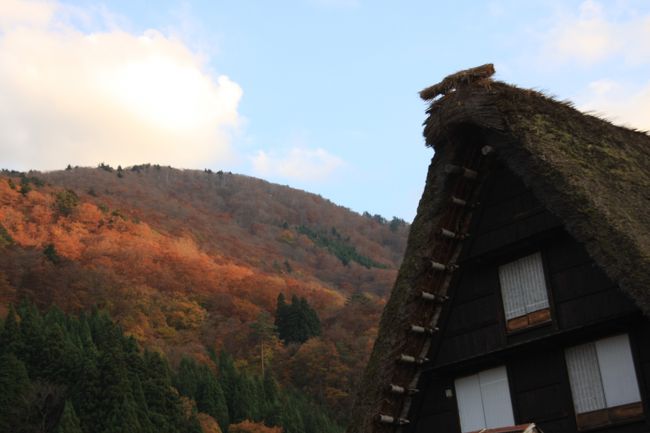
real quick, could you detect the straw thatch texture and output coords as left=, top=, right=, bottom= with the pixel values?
left=347, top=77, right=650, bottom=433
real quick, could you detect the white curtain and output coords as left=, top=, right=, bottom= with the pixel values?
left=595, top=334, right=641, bottom=407
left=480, top=366, right=515, bottom=429
left=565, top=334, right=641, bottom=413
left=455, top=366, right=515, bottom=433
left=499, top=252, right=549, bottom=320
left=456, top=374, right=486, bottom=433
left=565, top=342, right=606, bottom=413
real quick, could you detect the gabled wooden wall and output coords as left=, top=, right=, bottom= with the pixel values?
left=407, top=163, right=648, bottom=433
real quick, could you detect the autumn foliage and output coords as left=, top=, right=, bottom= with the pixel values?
left=230, top=420, right=283, bottom=433
left=0, top=166, right=407, bottom=422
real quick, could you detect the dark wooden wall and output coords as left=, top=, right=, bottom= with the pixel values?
left=407, top=163, right=647, bottom=433
left=462, top=161, right=562, bottom=260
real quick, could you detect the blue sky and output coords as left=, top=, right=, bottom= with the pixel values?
left=1, top=1, right=649, bottom=221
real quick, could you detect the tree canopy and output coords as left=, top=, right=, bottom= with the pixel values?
left=275, top=293, right=321, bottom=344
left=0, top=302, right=342, bottom=433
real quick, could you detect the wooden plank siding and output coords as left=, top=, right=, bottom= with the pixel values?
left=407, top=164, right=649, bottom=433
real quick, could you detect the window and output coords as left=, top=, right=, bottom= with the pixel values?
left=498, top=252, right=551, bottom=332
left=455, top=366, right=515, bottom=433
left=565, top=334, right=643, bottom=429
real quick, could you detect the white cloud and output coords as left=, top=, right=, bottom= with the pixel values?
left=580, top=80, right=650, bottom=131
left=542, top=0, right=650, bottom=65
left=536, top=1, right=650, bottom=132
left=0, top=0, right=56, bottom=29
left=587, top=78, right=622, bottom=96
left=251, top=147, right=344, bottom=181
left=0, top=0, right=242, bottom=171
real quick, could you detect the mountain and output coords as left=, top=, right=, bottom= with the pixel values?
left=0, top=164, right=408, bottom=425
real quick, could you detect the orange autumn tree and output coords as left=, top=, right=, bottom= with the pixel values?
left=229, top=420, right=282, bottom=433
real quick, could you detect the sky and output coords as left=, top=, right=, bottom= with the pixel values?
left=1, top=0, right=649, bottom=221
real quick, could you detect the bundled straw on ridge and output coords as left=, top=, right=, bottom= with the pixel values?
left=419, top=63, right=495, bottom=101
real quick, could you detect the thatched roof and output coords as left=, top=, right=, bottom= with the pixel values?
left=347, top=66, right=650, bottom=433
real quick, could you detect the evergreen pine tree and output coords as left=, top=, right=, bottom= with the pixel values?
left=231, top=373, right=266, bottom=424
left=251, top=375, right=266, bottom=422
left=44, top=243, right=61, bottom=263
left=174, top=357, right=199, bottom=397
left=299, top=297, right=321, bottom=339
left=17, top=302, right=48, bottom=373
left=96, top=349, right=135, bottom=432
left=0, top=353, right=30, bottom=431
left=261, top=372, right=281, bottom=426
left=0, top=304, right=20, bottom=354
left=279, top=402, right=304, bottom=433
left=287, top=295, right=304, bottom=342
left=41, top=322, right=68, bottom=381
left=104, top=395, right=141, bottom=433
left=174, top=357, right=230, bottom=431
left=0, top=302, right=210, bottom=433
left=198, top=371, right=229, bottom=431
left=263, top=372, right=279, bottom=406
left=276, top=295, right=322, bottom=344
left=74, top=353, right=103, bottom=432
left=274, top=293, right=288, bottom=339
left=263, top=401, right=283, bottom=427
left=218, top=350, right=238, bottom=419
left=231, top=375, right=252, bottom=423
left=130, top=376, right=155, bottom=433
left=56, top=400, right=83, bottom=433
left=141, top=350, right=193, bottom=433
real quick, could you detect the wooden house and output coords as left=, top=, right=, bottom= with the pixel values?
left=347, top=65, right=650, bottom=433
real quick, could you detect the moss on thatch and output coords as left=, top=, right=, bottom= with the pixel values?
left=347, top=73, right=650, bottom=433
left=424, top=81, right=650, bottom=315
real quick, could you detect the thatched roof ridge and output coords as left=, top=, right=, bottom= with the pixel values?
left=422, top=80, right=650, bottom=312
left=347, top=73, right=650, bottom=433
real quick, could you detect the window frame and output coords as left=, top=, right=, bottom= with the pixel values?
left=454, top=365, right=516, bottom=433
left=496, top=250, right=554, bottom=334
left=564, top=333, right=645, bottom=430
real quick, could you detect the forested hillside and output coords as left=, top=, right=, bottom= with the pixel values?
left=0, top=302, right=341, bottom=433
left=0, top=165, right=409, bottom=430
